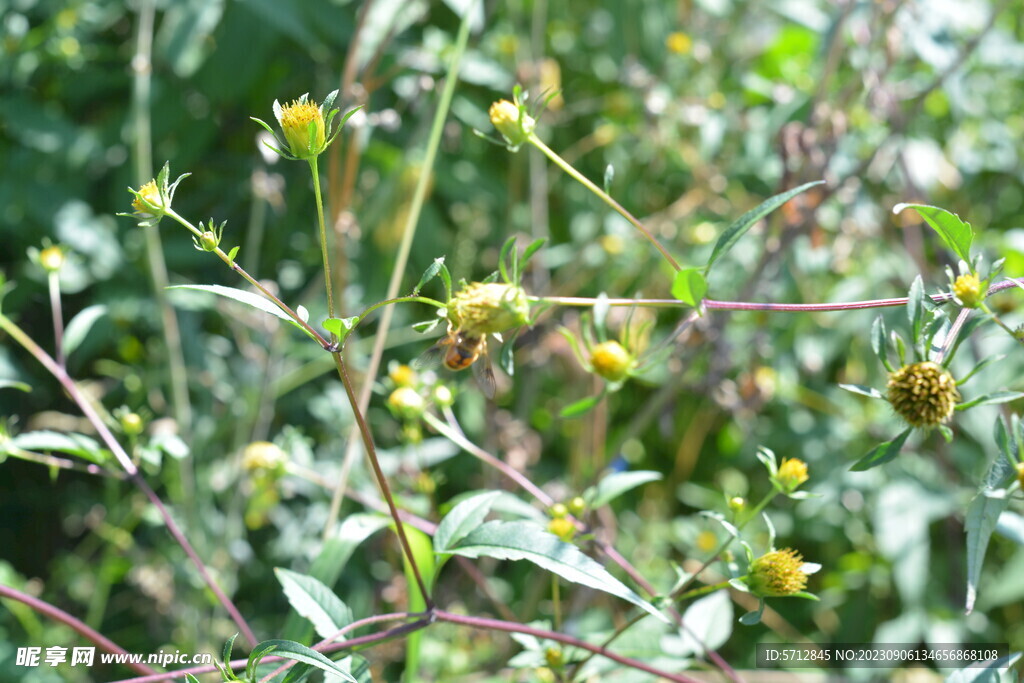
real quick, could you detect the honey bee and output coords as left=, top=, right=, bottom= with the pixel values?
left=415, top=325, right=497, bottom=399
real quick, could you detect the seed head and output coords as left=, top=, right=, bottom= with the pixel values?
left=886, top=361, right=960, bottom=428
left=952, top=274, right=984, bottom=308
left=590, top=341, right=633, bottom=382
left=747, top=548, right=809, bottom=597
left=448, top=282, right=530, bottom=335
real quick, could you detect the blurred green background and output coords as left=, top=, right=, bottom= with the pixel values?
left=2, top=0, right=1023, bottom=680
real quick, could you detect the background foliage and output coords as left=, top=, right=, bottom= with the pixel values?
left=2, top=0, right=1023, bottom=680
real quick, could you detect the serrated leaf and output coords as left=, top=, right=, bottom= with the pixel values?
left=850, top=428, right=912, bottom=471
left=956, top=392, right=1024, bottom=411
left=584, top=471, right=662, bottom=509
left=9, top=431, right=110, bottom=465
left=670, top=268, right=708, bottom=307
left=444, top=520, right=666, bottom=621
left=838, top=383, right=885, bottom=399
left=221, top=634, right=238, bottom=675
left=0, top=380, right=31, bottom=393
left=168, top=285, right=316, bottom=341
left=63, top=304, right=107, bottom=358
left=275, top=568, right=353, bottom=641
left=559, top=393, right=604, bottom=418
left=247, top=640, right=356, bottom=683
left=894, top=203, right=974, bottom=265
left=434, top=491, right=503, bottom=554
left=705, top=180, right=824, bottom=274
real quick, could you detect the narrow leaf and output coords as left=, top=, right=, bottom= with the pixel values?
left=894, top=203, right=974, bottom=264
left=559, top=393, right=604, bottom=418
left=671, top=268, right=708, bottom=307
left=413, top=258, right=445, bottom=296
left=956, top=391, right=1024, bottom=411
left=907, top=275, right=925, bottom=349
left=63, top=305, right=107, bottom=357
left=227, top=245, right=240, bottom=264
left=603, top=164, right=615, bottom=193
left=965, top=491, right=1009, bottom=614
left=838, top=383, right=885, bottom=399
left=168, top=285, right=316, bottom=341
left=499, top=236, right=516, bottom=284
left=274, top=568, right=353, bottom=641
left=445, top=520, right=666, bottom=621
left=870, top=316, right=892, bottom=371
left=521, top=238, right=547, bottom=266
left=584, top=471, right=662, bottom=509
left=850, top=428, right=912, bottom=471
left=9, top=431, right=110, bottom=465
left=0, top=380, right=31, bottom=393
left=705, top=180, right=824, bottom=274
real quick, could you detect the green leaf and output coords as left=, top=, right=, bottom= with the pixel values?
left=559, top=393, right=604, bottom=418
left=965, top=491, right=1009, bottom=614
left=444, top=520, right=666, bottom=622
left=584, top=471, right=662, bottom=509
left=274, top=568, right=353, bottom=641
left=738, top=599, right=765, bottom=625
left=227, top=245, right=240, bottom=265
left=705, top=180, right=824, bottom=274
left=0, top=380, right=31, bottom=393
left=168, top=284, right=316, bottom=341
left=413, top=257, right=445, bottom=296
left=838, top=383, right=885, bottom=399
left=247, top=640, right=356, bottom=683
left=322, top=316, right=359, bottom=344
left=907, top=275, right=925, bottom=353
left=893, top=203, right=974, bottom=264
left=850, top=428, right=912, bottom=471
left=434, top=491, right=503, bottom=554
left=603, top=164, right=615, bottom=193
left=870, top=316, right=892, bottom=372
left=63, top=304, right=107, bottom=358
left=521, top=238, right=547, bottom=267
left=499, top=235, right=516, bottom=284
left=670, top=268, right=708, bottom=307
left=9, top=431, right=110, bottom=465
left=956, top=391, right=1024, bottom=411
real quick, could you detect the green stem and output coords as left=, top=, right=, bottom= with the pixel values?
left=674, top=580, right=734, bottom=602
left=309, top=155, right=337, bottom=331
left=323, top=2, right=476, bottom=539
left=527, top=134, right=681, bottom=272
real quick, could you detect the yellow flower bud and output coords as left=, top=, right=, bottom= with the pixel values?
left=776, top=458, right=809, bottom=493
left=590, top=341, right=633, bottom=382
left=131, top=179, right=164, bottom=214
left=747, top=548, right=809, bottom=598
left=39, top=246, right=65, bottom=272
left=489, top=99, right=535, bottom=146
left=242, top=441, right=288, bottom=473
left=547, top=517, right=576, bottom=542
left=431, top=384, right=455, bottom=408
left=549, top=503, right=569, bottom=519
left=728, top=496, right=745, bottom=512
left=887, top=361, right=960, bottom=429
left=665, top=32, right=692, bottom=55
left=279, top=98, right=326, bottom=159
left=952, top=274, right=984, bottom=308
left=1017, top=462, right=1024, bottom=490
left=389, top=364, right=418, bottom=388
left=388, top=387, right=425, bottom=420
left=544, top=647, right=564, bottom=669
left=567, top=496, right=586, bottom=517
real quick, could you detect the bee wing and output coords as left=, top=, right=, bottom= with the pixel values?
left=472, top=352, right=496, bottom=400
left=413, top=340, right=446, bottom=371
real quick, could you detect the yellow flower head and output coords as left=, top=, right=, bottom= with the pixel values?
left=242, top=441, right=287, bottom=473
left=952, top=273, right=984, bottom=308
left=389, top=364, right=418, bottom=388
left=1017, top=462, right=1024, bottom=490
left=131, top=179, right=164, bottom=214
left=748, top=548, right=809, bottom=597
left=590, top=341, right=633, bottom=383
left=887, top=361, right=961, bottom=428
left=665, top=32, right=692, bottom=55
left=547, top=517, right=576, bottom=542
left=388, top=387, right=425, bottom=420
left=489, top=99, right=535, bottom=146
left=776, top=458, right=809, bottom=493
left=279, top=98, right=326, bottom=159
